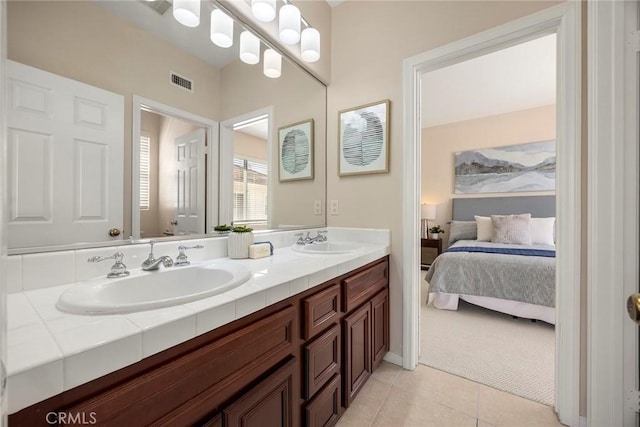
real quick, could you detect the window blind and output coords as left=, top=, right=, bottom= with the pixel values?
left=233, top=158, right=268, bottom=223
left=139, top=135, right=151, bottom=210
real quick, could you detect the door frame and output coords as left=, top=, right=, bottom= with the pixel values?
left=402, top=3, right=581, bottom=426
left=587, top=1, right=639, bottom=425
left=132, top=96, right=219, bottom=239
left=219, top=106, right=274, bottom=226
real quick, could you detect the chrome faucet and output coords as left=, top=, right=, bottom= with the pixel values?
left=175, top=244, right=204, bottom=266
left=141, top=240, right=174, bottom=271
left=88, top=252, right=130, bottom=278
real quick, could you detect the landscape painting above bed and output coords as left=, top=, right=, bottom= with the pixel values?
left=455, top=140, right=556, bottom=194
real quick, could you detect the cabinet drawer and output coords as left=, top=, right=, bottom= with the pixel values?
left=304, top=374, right=341, bottom=427
left=342, top=259, right=388, bottom=312
left=304, top=324, right=340, bottom=399
left=66, top=306, right=297, bottom=426
left=303, top=283, right=340, bottom=339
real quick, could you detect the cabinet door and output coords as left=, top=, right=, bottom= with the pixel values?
left=343, top=303, right=371, bottom=408
left=223, top=358, right=298, bottom=427
left=371, top=289, right=389, bottom=370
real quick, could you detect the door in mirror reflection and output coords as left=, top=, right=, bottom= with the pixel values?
left=139, top=109, right=207, bottom=238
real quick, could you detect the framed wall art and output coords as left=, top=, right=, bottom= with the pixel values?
left=278, top=119, right=314, bottom=182
left=454, top=140, right=556, bottom=194
left=338, top=99, right=390, bottom=176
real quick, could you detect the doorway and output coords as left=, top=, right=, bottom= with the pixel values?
left=402, top=3, right=581, bottom=426
left=419, top=33, right=557, bottom=406
left=132, top=96, right=219, bottom=240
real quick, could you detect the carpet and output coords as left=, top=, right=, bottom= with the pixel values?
left=419, top=285, right=555, bottom=406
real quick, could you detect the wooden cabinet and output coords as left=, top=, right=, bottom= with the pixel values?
left=9, top=256, right=389, bottom=427
left=223, top=358, right=298, bottom=427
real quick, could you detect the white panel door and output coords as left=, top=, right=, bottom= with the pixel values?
left=6, top=61, right=124, bottom=248
left=173, top=128, right=205, bottom=236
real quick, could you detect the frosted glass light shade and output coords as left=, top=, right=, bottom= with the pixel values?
left=279, top=4, right=301, bottom=45
left=173, top=0, right=200, bottom=28
left=301, top=28, right=320, bottom=62
left=251, top=0, right=276, bottom=22
left=421, top=204, right=437, bottom=220
left=240, top=31, right=260, bottom=65
left=210, top=9, right=234, bottom=48
left=263, top=49, right=282, bottom=79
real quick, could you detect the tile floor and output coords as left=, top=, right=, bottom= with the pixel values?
left=336, top=361, right=565, bottom=427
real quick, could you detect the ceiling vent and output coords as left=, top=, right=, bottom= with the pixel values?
left=142, top=0, right=172, bottom=16
left=170, top=72, right=193, bottom=92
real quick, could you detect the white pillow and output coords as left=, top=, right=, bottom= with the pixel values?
left=491, top=214, right=532, bottom=245
left=530, top=217, right=555, bottom=246
left=474, top=215, right=493, bottom=241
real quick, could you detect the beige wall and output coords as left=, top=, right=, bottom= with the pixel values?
left=220, top=58, right=326, bottom=228
left=328, top=0, right=563, bottom=370
left=422, top=104, right=556, bottom=248
left=234, top=132, right=268, bottom=162
left=7, top=0, right=221, bottom=238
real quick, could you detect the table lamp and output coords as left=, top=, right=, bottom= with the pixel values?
left=421, top=203, right=436, bottom=238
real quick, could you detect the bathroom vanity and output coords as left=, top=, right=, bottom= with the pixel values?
left=9, top=257, right=389, bottom=426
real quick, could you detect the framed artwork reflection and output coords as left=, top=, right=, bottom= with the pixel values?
left=278, top=119, right=314, bottom=182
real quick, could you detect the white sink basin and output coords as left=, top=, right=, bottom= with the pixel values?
left=291, top=241, right=361, bottom=255
left=57, top=262, right=252, bottom=315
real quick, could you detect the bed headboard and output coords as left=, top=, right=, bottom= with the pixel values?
left=452, top=196, right=556, bottom=221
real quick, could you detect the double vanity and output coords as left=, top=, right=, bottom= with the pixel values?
left=6, top=228, right=391, bottom=426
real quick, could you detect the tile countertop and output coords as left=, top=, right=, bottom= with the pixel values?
left=6, top=233, right=390, bottom=414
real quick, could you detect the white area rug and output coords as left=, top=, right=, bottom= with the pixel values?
left=420, top=288, right=555, bottom=406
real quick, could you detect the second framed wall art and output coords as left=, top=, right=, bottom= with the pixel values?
left=278, top=119, right=314, bottom=182
left=338, top=99, right=390, bottom=176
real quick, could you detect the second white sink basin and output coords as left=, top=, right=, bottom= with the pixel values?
left=292, top=241, right=361, bottom=255
left=57, top=262, right=252, bottom=315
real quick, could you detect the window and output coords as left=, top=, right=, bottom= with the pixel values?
left=139, top=135, right=151, bottom=210
left=233, top=158, right=268, bottom=224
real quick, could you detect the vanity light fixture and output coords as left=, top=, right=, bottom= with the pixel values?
left=251, top=0, right=276, bottom=22
left=263, top=49, right=282, bottom=78
left=210, top=9, right=234, bottom=48
left=300, top=27, right=320, bottom=62
left=239, top=31, right=261, bottom=65
left=173, top=0, right=200, bottom=28
left=279, top=4, right=301, bottom=45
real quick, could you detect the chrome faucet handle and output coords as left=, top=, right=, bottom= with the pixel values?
left=317, top=230, right=328, bottom=241
left=141, top=240, right=156, bottom=268
left=88, top=251, right=130, bottom=278
left=295, top=233, right=306, bottom=245
left=175, top=244, right=204, bottom=266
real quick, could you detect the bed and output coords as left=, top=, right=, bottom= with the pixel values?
left=425, top=195, right=556, bottom=324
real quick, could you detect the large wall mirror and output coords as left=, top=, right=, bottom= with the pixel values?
left=6, top=0, right=326, bottom=252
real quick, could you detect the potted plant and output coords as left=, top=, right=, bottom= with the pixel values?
left=429, top=225, right=445, bottom=240
left=213, top=224, right=232, bottom=235
left=227, top=225, right=254, bottom=259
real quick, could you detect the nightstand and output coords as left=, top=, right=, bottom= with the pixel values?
left=420, top=238, right=443, bottom=270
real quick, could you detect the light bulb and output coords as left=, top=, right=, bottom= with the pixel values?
left=240, top=31, right=260, bottom=65
left=173, top=0, right=200, bottom=28
left=279, top=4, right=301, bottom=45
left=210, top=9, right=234, bottom=48
left=251, top=0, right=276, bottom=22
left=263, top=49, right=282, bottom=78
left=301, top=28, right=320, bottom=62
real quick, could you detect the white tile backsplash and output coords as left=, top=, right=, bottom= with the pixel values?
left=22, top=251, right=75, bottom=291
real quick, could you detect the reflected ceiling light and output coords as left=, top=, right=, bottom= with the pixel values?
left=279, top=4, right=301, bottom=45
left=251, top=0, right=276, bottom=22
left=301, top=28, right=320, bottom=62
left=239, top=31, right=261, bottom=65
left=263, top=49, right=282, bottom=78
left=210, top=9, right=234, bottom=48
left=173, top=0, right=200, bottom=28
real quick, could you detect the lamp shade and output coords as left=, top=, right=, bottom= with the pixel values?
left=279, top=4, right=301, bottom=45
left=301, top=28, right=320, bottom=62
left=251, top=0, right=276, bottom=22
left=421, top=203, right=437, bottom=220
left=239, top=31, right=260, bottom=65
left=210, top=9, right=234, bottom=48
left=173, top=0, right=200, bottom=28
left=263, top=49, right=282, bottom=78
